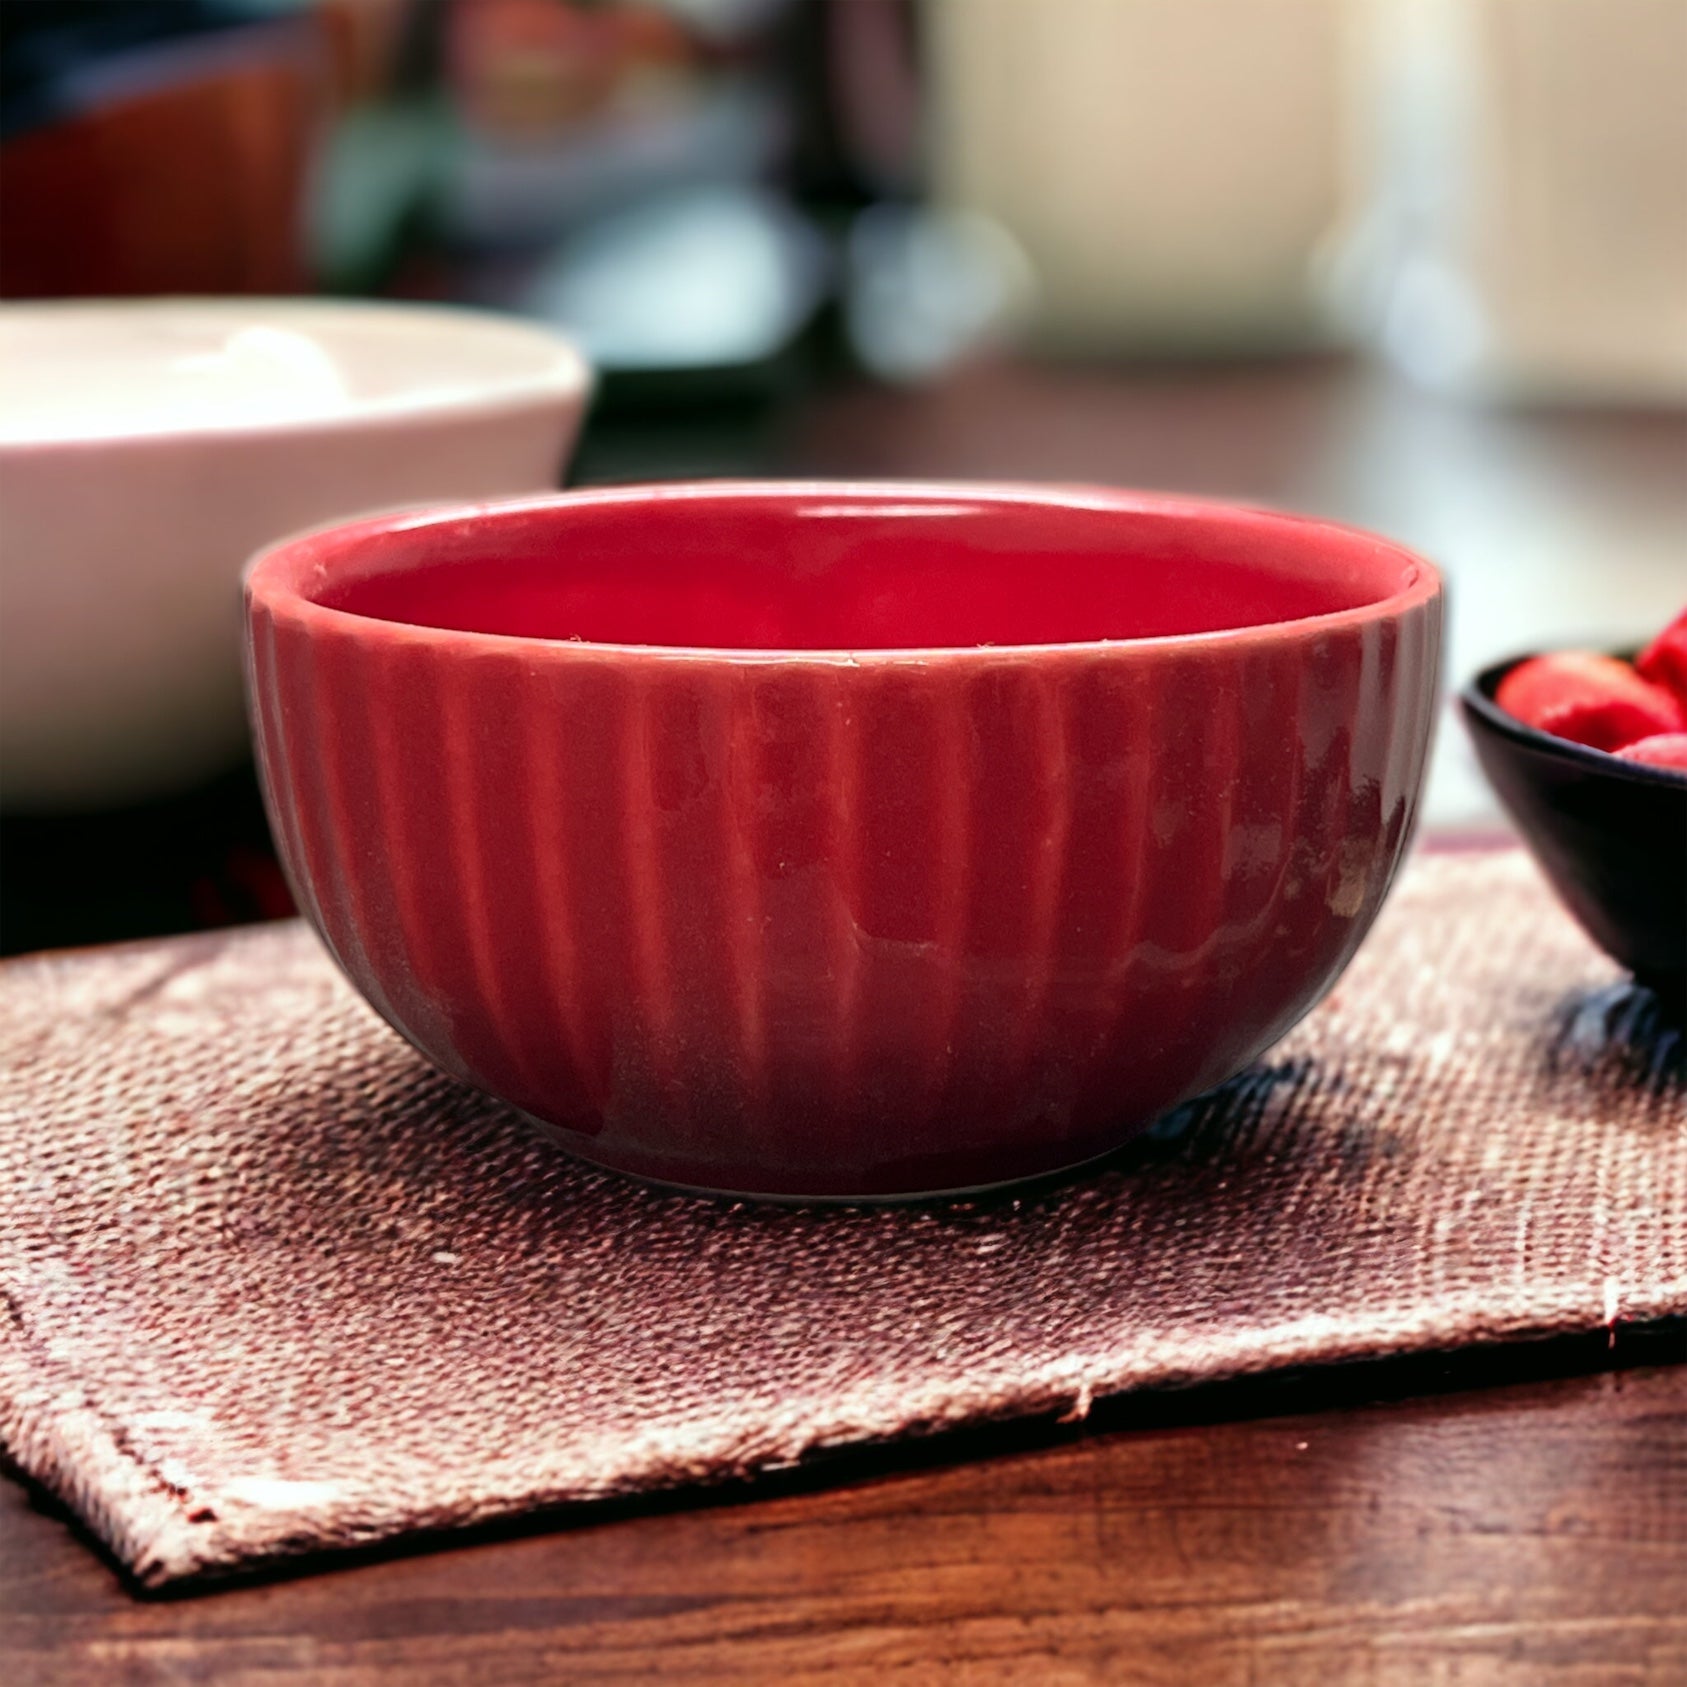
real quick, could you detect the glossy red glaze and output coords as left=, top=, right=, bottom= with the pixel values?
left=245, top=484, right=1442, bottom=1198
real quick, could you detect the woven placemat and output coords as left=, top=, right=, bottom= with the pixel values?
left=1, top=849, right=1682, bottom=1588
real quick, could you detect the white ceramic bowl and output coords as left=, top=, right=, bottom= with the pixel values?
left=0, top=298, right=592, bottom=810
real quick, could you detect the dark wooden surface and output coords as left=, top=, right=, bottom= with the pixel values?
left=2, top=1337, right=1683, bottom=1685
left=3, top=358, right=1684, bottom=1681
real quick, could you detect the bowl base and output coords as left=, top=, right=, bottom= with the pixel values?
left=514, top=1109, right=1138, bottom=1207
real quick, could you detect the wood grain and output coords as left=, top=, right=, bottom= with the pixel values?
left=2, top=1345, right=1682, bottom=1685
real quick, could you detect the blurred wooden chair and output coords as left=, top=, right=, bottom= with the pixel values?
left=0, top=19, right=323, bottom=298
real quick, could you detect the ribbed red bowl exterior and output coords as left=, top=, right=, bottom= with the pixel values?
left=246, top=486, right=1442, bottom=1197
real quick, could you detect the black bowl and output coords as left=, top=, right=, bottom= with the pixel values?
left=1461, top=657, right=1686, bottom=1011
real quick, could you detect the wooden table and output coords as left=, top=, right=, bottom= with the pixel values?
left=3, top=1337, right=1682, bottom=1684
left=4, top=358, right=1683, bottom=1681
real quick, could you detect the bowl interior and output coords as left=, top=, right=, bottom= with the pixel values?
left=0, top=299, right=587, bottom=446
left=304, top=487, right=1430, bottom=653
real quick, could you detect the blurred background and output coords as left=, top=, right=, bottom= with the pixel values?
left=1, top=0, right=1683, bottom=955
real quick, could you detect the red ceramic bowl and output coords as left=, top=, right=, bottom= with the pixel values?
left=245, top=483, right=1442, bottom=1199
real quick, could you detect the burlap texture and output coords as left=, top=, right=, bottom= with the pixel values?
left=1, top=850, right=1682, bottom=1589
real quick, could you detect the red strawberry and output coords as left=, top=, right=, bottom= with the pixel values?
left=1615, top=732, right=1687, bottom=772
left=1495, top=652, right=1685, bottom=751
left=1635, top=608, right=1687, bottom=710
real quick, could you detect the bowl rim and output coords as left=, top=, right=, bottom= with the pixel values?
left=245, top=480, right=1444, bottom=666
left=0, top=297, right=593, bottom=451
left=1460, top=654, right=1687, bottom=788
